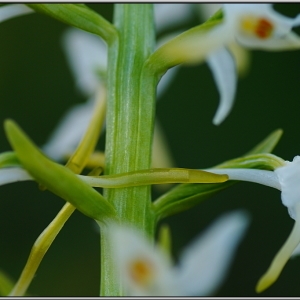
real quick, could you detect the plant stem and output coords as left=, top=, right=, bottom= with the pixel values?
left=100, top=4, right=157, bottom=296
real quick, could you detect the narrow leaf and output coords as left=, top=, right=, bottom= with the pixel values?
left=27, top=4, right=117, bottom=44
left=244, top=128, right=283, bottom=155
left=4, top=119, right=116, bottom=223
left=153, top=129, right=283, bottom=220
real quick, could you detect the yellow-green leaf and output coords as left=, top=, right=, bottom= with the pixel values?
left=4, top=119, right=116, bottom=223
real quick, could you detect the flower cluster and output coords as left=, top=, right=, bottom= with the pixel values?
left=1, top=3, right=300, bottom=297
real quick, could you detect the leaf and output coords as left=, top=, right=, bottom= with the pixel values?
left=153, top=129, right=283, bottom=220
left=27, top=4, right=117, bottom=44
left=4, top=119, right=116, bottom=223
left=244, top=128, right=283, bottom=155
left=148, top=7, right=225, bottom=74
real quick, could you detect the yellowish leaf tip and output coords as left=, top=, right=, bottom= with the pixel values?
left=255, top=273, right=276, bottom=293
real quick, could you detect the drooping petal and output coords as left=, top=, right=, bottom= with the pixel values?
left=42, top=97, right=96, bottom=162
left=109, top=223, right=177, bottom=296
left=62, top=28, right=107, bottom=96
left=0, top=168, right=33, bottom=186
left=154, top=4, right=192, bottom=33
left=175, top=210, right=249, bottom=296
left=0, top=4, right=33, bottom=23
left=256, top=203, right=300, bottom=293
left=157, top=66, right=179, bottom=98
left=206, top=47, right=237, bottom=125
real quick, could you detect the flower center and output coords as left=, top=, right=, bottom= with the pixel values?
left=129, top=258, right=154, bottom=286
left=241, top=16, right=274, bottom=39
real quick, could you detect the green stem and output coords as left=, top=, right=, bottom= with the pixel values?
left=100, top=4, right=157, bottom=296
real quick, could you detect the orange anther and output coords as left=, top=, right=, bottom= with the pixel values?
left=255, top=18, right=273, bottom=39
left=129, top=258, right=153, bottom=286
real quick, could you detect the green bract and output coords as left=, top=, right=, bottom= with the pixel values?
left=147, top=8, right=224, bottom=75
left=153, top=129, right=283, bottom=220
left=27, top=4, right=117, bottom=44
left=4, top=119, right=116, bottom=223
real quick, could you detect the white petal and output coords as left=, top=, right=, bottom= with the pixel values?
left=256, top=203, right=300, bottom=293
left=275, top=156, right=300, bottom=219
left=0, top=4, right=33, bottom=23
left=62, top=28, right=107, bottom=96
left=236, top=31, right=300, bottom=51
left=42, top=97, right=96, bottom=162
left=176, top=210, right=249, bottom=296
left=157, top=66, right=179, bottom=98
left=108, top=223, right=178, bottom=296
left=207, top=47, right=237, bottom=125
left=0, top=168, right=33, bottom=185
left=207, top=168, right=281, bottom=190
left=154, top=4, right=191, bottom=33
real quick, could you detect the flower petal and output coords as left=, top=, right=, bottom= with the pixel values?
left=256, top=203, right=300, bottom=293
left=0, top=4, right=33, bottom=23
left=62, top=28, right=107, bottom=96
left=206, top=47, right=237, bottom=125
left=275, top=156, right=300, bottom=219
left=157, top=66, right=179, bottom=98
left=175, top=210, right=249, bottom=296
left=207, top=168, right=281, bottom=190
left=42, top=97, right=96, bottom=162
left=154, top=4, right=191, bottom=33
left=0, top=168, right=33, bottom=186
left=109, top=223, right=177, bottom=296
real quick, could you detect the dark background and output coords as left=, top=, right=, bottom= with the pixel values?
left=1, top=3, right=300, bottom=296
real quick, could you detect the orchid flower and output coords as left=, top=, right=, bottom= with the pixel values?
left=0, top=4, right=33, bottom=23
left=109, top=210, right=249, bottom=296
left=155, top=4, right=237, bottom=125
left=207, top=156, right=300, bottom=292
left=156, top=4, right=300, bottom=125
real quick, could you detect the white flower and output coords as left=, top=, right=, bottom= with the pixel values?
left=207, top=156, right=300, bottom=292
left=157, top=4, right=300, bottom=125
left=0, top=4, right=33, bottom=23
left=224, top=4, right=300, bottom=50
left=255, top=156, right=300, bottom=293
left=155, top=4, right=238, bottom=125
left=109, top=211, right=249, bottom=296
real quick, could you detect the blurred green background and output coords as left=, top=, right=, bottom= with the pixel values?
left=1, top=3, right=300, bottom=296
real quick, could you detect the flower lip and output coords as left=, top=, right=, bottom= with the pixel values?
left=240, top=16, right=274, bottom=39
